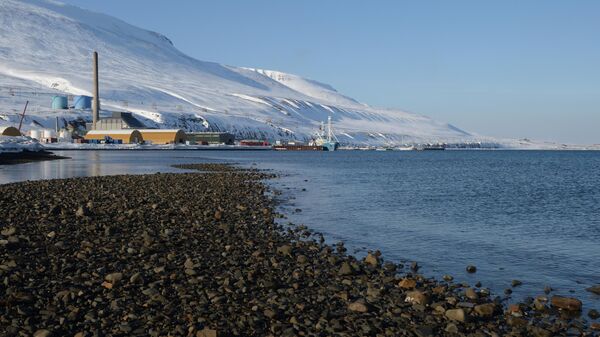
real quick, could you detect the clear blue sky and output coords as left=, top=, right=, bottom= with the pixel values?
left=63, top=0, right=599, bottom=144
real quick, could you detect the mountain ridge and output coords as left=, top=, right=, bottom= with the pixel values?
left=0, top=0, right=482, bottom=146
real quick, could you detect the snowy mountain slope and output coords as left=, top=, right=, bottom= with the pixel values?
left=0, top=0, right=481, bottom=146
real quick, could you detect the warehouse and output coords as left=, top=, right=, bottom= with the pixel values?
left=89, top=111, right=147, bottom=131
left=84, top=129, right=144, bottom=144
left=0, top=126, right=22, bottom=136
left=139, top=129, right=186, bottom=144
left=187, top=132, right=234, bottom=145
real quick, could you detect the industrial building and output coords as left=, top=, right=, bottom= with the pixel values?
left=89, top=111, right=147, bottom=131
left=139, top=129, right=186, bottom=144
left=0, top=126, right=21, bottom=136
left=187, top=132, right=234, bottom=145
left=84, top=129, right=144, bottom=144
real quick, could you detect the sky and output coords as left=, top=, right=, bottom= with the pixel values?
left=61, top=0, right=600, bottom=144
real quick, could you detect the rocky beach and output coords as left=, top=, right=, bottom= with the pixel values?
left=0, top=163, right=597, bottom=336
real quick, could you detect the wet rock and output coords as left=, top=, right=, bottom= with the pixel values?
left=586, top=285, right=600, bottom=295
left=551, top=296, right=582, bottom=311
left=588, top=309, right=600, bottom=319
left=364, top=252, right=379, bottom=267
left=464, top=288, right=478, bottom=300
left=466, top=265, right=477, bottom=273
left=511, top=279, right=522, bottom=287
left=442, top=275, right=454, bottom=282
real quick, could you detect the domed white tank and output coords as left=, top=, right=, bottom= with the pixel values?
left=29, top=129, right=41, bottom=140
left=42, top=129, right=56, bottom=139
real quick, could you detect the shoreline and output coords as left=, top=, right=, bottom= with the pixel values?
left=0, top=164, right=596, bottom=336
left=0, top=150, right=69, bottom=165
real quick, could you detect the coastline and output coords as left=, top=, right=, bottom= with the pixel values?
left=0, top=150, right=69, bottom=165
left=0, top=163, right=595, bottom=336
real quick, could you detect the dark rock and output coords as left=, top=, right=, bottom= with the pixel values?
left=466, top=265, right=477, bottom=273
left=551, top=296, right=582, bottom=311
left=586, top=285, right=600, bottom=295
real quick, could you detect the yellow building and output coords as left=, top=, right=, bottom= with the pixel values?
left=85, top=130, right=144, bottom=144
left=139, top=129, right=186, bottom=144
left=0, top=126, right=21, bottom=136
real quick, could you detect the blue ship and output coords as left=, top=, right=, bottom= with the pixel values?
left=314, top=116, right=339, bottom=151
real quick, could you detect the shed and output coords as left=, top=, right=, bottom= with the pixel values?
left=139, top=129, right=186, bottom=144
left=0, top=126, right=22, bottom=136
left=85, top=130, right=144, bottom=144
left=187, top=132, right=234, bottom=145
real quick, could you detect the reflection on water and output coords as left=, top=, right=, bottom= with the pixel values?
left=0, top=151, right=195, bottom=184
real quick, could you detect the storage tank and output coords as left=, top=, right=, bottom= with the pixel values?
left=42, top=129, right=56, bottom=139
left=29, top=130, right=41, bottom=140
left=73, top=95, right=92, bottom=109
left=51, top=95, right=68, bottom=109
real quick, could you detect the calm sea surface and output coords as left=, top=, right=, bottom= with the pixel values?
left=1, top=150, right=599, bottom=310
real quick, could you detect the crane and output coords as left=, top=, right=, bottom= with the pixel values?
left=17, top=100, right=29, bottom=132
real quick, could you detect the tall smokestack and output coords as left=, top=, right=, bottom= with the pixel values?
left=92, top=51, right=100, bottom=130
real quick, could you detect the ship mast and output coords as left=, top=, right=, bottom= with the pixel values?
left=327, top=116, right=332, bottom=142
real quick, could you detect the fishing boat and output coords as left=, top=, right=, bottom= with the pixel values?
left=313, top=116, right=339, bottom=151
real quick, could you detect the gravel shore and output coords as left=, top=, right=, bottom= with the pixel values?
left=0, top=163, right=596, bottom=336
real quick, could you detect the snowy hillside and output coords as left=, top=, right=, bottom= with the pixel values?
left=0, top=0, right=483, bottom=146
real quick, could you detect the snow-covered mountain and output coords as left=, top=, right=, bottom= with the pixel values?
left=0, top=0, right=483, bottom=146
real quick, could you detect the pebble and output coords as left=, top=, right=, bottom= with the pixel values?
left=364, top=252, right=379, bottom=266
left=1, top=226, right=16, bottom=236
left=445, top=308, right=466, bottom=322
left=465, top=288, right=478, bottom=300
left=466, top=265, right=477, bottom=273
left=474, top=303, right=496, bottom=317
left=405, top=290, right=430, bottom=305
left=33, top=330, right=52, bottom=337
left=398, top=278, right=417, bottom=289
left=348, top=300, right=369, bottom=313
